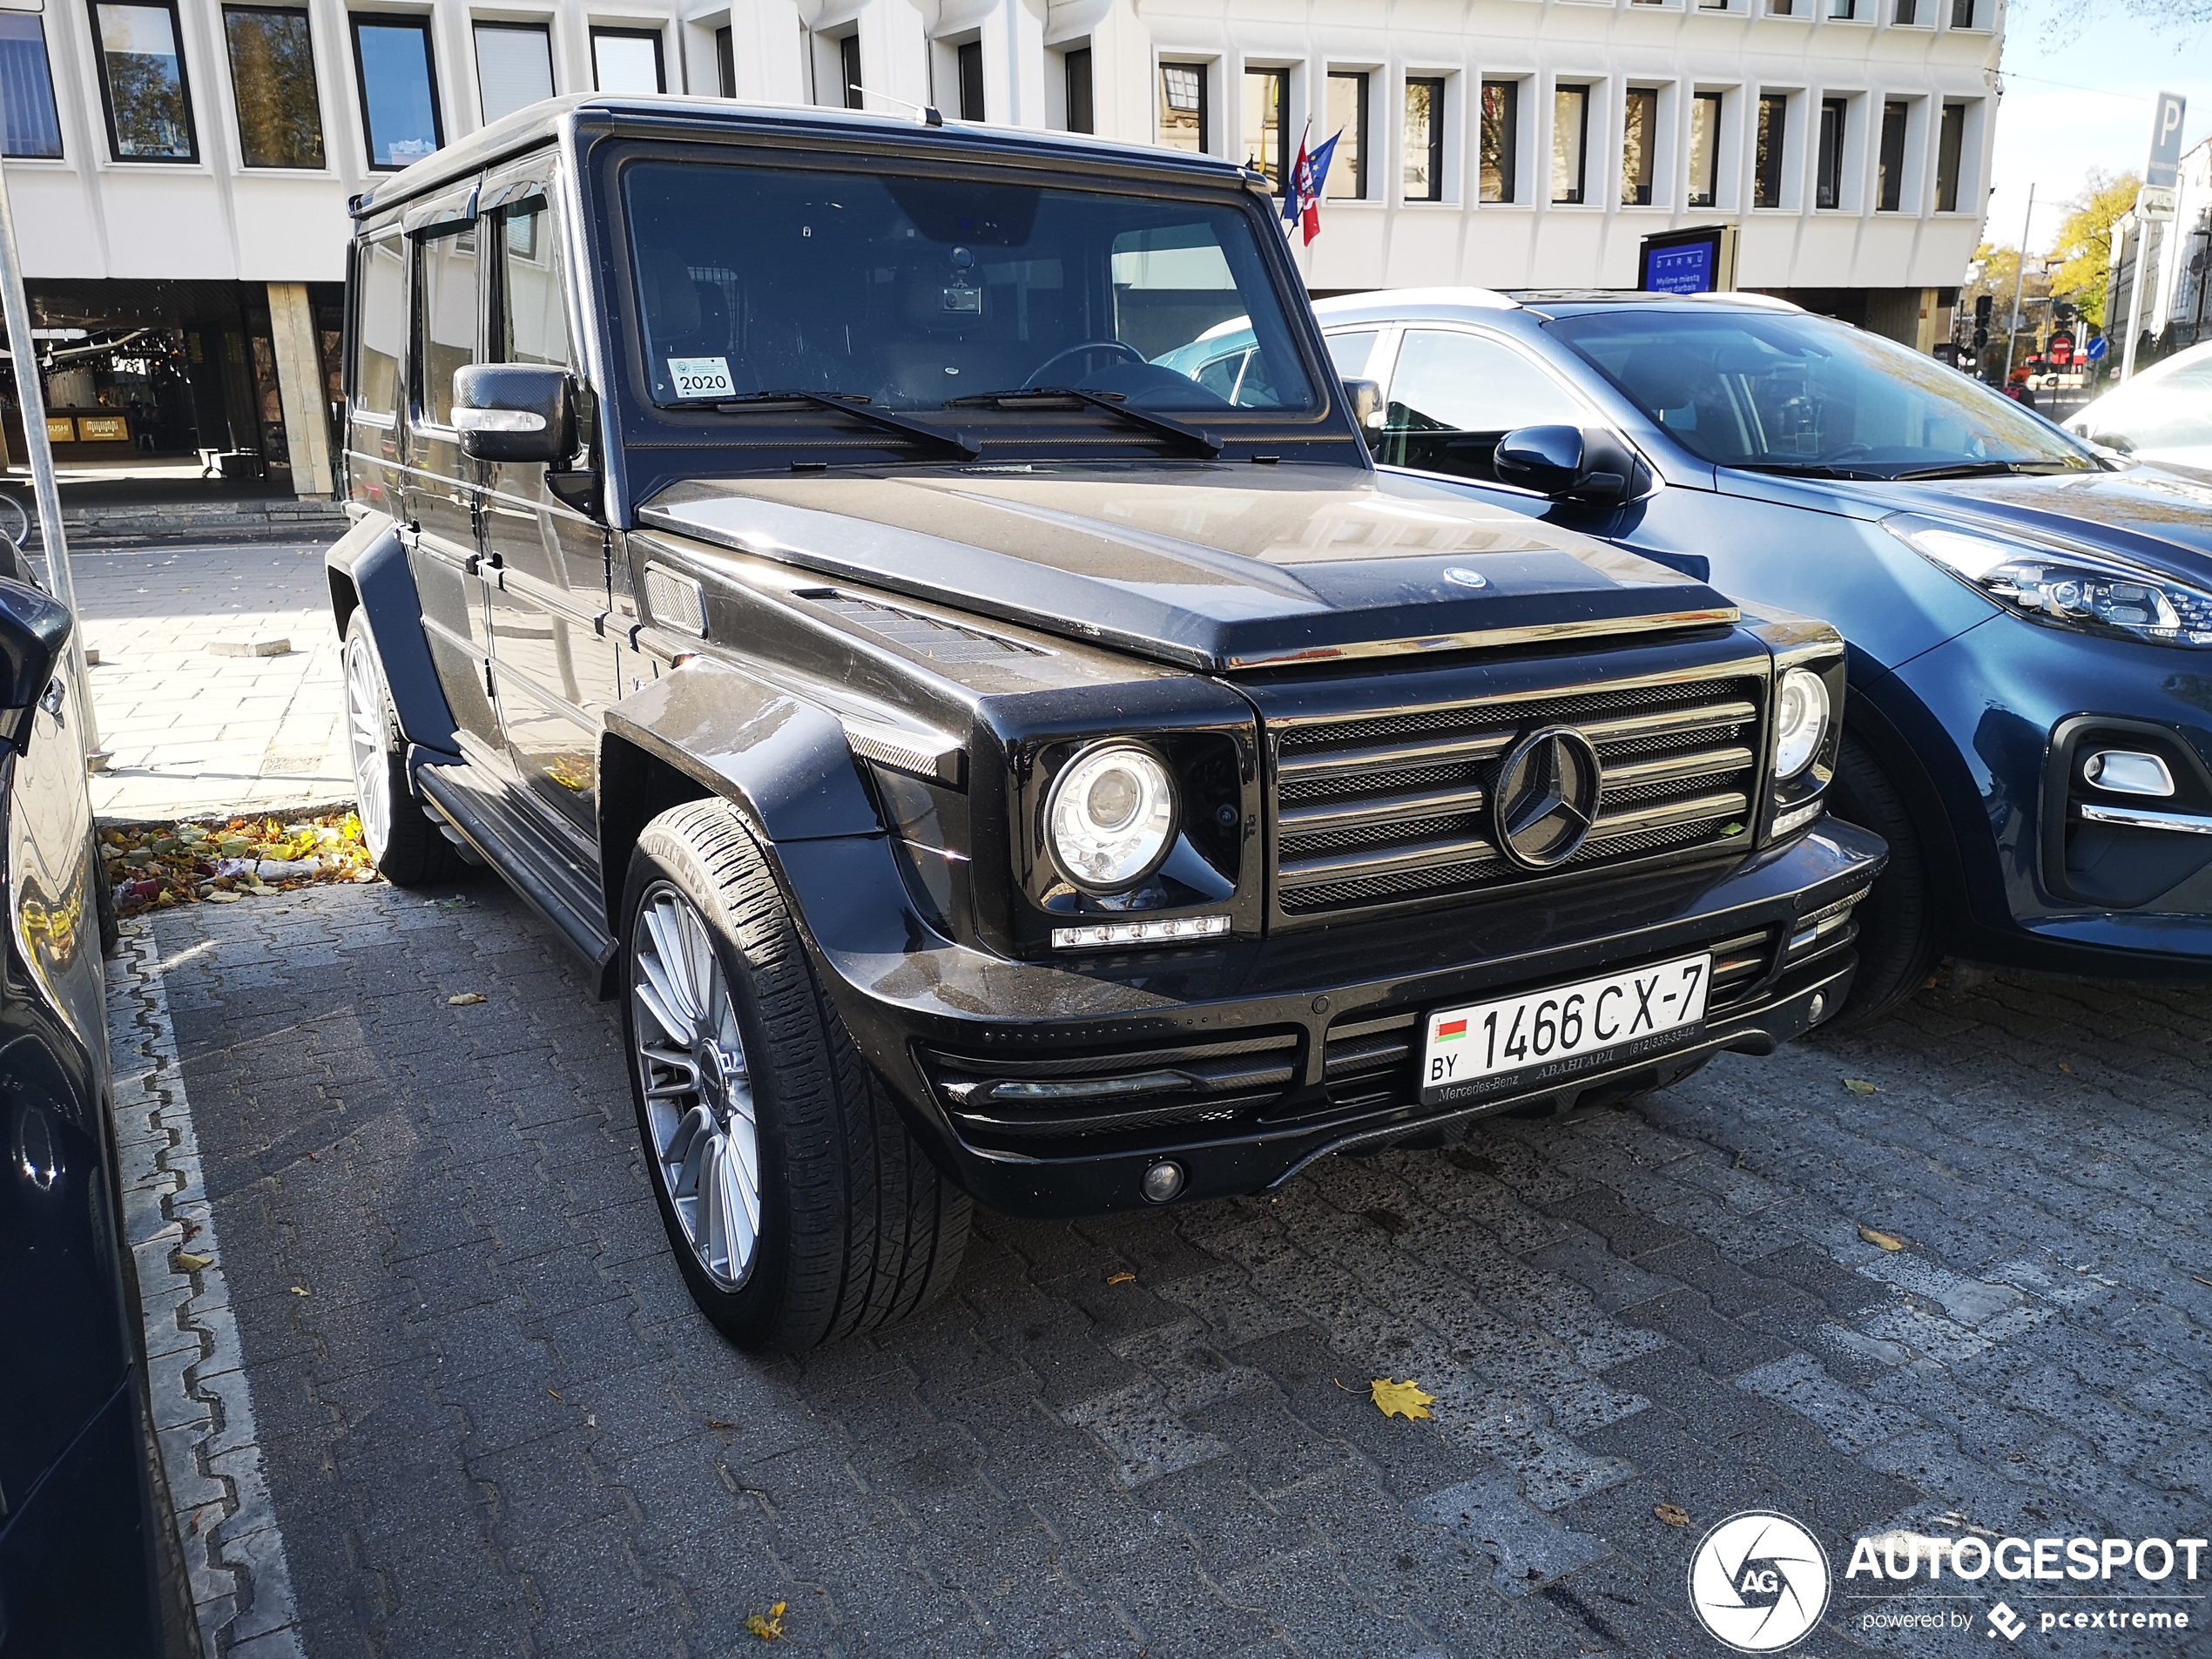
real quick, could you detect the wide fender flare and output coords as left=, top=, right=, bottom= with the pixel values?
left=326, top=515, right=460, bottom=755
left=598, top=658, right=886, bottom=917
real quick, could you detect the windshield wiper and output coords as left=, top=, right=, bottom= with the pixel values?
left=1886, top=459, right=2089, bottom=481
left=943, top=386, right=1224, bottom=458
left=1732, top=461, right=1887, bottom=480
left=673, top=389, right=978, bottom=461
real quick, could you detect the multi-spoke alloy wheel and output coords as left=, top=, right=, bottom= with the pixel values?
left=620, top=798, right=971, bottom=1351
left=344, top=628, right=393, bottom=858
left=340, top=611, right=458, bottom=886
left=630, top=882, right=761, bottom=1290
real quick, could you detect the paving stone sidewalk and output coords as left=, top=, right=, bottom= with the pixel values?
left=37, top=537, right=354, bottom=823
left=135, top=876, right=2212, bottom=1658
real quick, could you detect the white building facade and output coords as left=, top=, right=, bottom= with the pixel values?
left=0, top=0, right=2002, bottom=493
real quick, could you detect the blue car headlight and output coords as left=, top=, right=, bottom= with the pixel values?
left=1885, top=515, right=2212, bottom=649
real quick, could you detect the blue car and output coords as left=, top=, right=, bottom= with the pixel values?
left=1315, top=288, right=2212, bottom=1021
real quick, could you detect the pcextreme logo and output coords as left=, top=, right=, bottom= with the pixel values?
left=1687, top=1512, right=1832, bottom=1652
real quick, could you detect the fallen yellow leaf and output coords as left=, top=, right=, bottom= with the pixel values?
left=1843, top=1078, right=1880, bottom=1095
left=448, top=992, right=487, bottom=1006
left=1655, top=1503, right=1692, bottom=1527
left=1858, top=1224, right=1905, bottom=1252
left=1105, top=1271, right=1136, bottom=1285
left=174, top=1251, right=213, bottom=1271
left=745, top=1601, right=787, bottom=1641
left=290, top=1285, right=311, bottom=1297
left=1371, top=1378, right=1434, bottom=1421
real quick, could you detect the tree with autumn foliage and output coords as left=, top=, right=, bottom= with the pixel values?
left=2046, top=170, right=2141, bottom=329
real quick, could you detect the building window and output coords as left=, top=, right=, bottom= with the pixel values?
left=1064, top=48, right=1093, bottom=132
left=715, top=27, right=733, bottom=97
left=475, top=23, right=552, bottom=125
left=956, top=40, right=984, bottom=121
left=1828, top=0, right=1855, bottom=16
left=1895, top=0, right=1919, bottom=20
left=1768, top=0, right=1793, bottom=12
left=226, top=8, right=323, bottom=168
left=1551, top=84, right=1588, bottom=204
left=1950, top=0, right=1974, bottom=23
left=1327, top=71, right=1367, bottom=198
left=1159, top=63, right=1206, bottom=152
left=353, top=16, right=442, bottom=170
left=1815, top=97, right=1845, bottom=209
left=839, top=33, right=861, bottom=110
left=1480, top=80, right=1516, bottom=203
left=1934, top=101, right=1965, bottom=211
left=1877, top=99, right=1907, bottom=211
left=593, top=29, right=664, bottom=94
left=0, top=16, right=66, bottom=158
left=1244, top=68, right=1289, bottom=192
left=1688, top=91, right=1720, bottom=206
left=1754, top=92, right=1786, bottom=208
left=1622, top=86, right=1657, bottom=206
left=1405, top=77, right=1444, bottom=199
left=91, top=1, right=196, bottom=162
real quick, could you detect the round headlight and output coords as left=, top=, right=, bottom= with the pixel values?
left=1773, top=667, right=1831, bottom=779
left=1047, top=745, right=1177, bottom=891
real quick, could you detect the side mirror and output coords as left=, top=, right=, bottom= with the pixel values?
left=0, top=577, right=71, bottom=755
left=1494, top=424, right=1641, bottom=505
left=453, top=363, right=576, bottom=464
left=1341, top=378, right=1384, bottom=433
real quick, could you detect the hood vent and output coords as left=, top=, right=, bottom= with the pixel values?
left=798, top=589, right=1042, bottom=664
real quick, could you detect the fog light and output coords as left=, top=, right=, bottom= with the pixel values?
left=1808, top=992, right=1827, bottom=1023
left=1140, top=1160, right=1185, bottom=1204
left=2083, top=749, right=2175, bottom=798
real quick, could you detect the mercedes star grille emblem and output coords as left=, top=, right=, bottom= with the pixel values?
left=1493, top=725, right=1603, bottom=871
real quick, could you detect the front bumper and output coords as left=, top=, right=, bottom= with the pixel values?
left=782, top=819, right=1885, bottom=1217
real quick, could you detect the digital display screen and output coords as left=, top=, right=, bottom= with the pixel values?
left=1643, top=239, right=1717, bottom=294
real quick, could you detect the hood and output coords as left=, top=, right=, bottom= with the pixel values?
left=639, top=463, right=1735, bottom=671
left=1723, top=462, right=2212, bottom=583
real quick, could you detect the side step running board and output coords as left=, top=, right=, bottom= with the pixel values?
left=415, top=760, right=619, bottom=997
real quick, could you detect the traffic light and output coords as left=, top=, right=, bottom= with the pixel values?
left=1972, top=293, right=1993, bottom=350
left=2054, top=300, right=2078, bottom=325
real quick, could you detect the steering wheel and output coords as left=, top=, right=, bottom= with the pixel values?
left=1024, top=339, right=1147, bottom=388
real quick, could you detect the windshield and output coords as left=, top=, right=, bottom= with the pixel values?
left=1544, top=308, right=2098, bottom=477
left=623, top=159, right=1314, bottom=415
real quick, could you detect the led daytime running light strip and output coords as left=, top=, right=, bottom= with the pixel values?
left=1052, top=914, right=1231, bottom=949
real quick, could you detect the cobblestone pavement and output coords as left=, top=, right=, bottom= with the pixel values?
left=39, top=537, right=353, bottom=823
left=132, top=876, right=2212, bottom=1659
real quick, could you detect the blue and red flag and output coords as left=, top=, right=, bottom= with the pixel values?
left=1282, top=125, right=1341, bottom=246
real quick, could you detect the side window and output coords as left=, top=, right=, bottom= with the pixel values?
left=354, top=232, right=405, bottom=421
left=413, top=225, right=476, bottom=428
left=1325, top=329, right=1378, bottom=377
left=496, top=195, right=570, bottom=368
left=1380, top=328, right=1586, bottom=484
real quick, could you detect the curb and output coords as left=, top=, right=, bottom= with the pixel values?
left=95, top=799, right=361, bottom=833
left=106, top=921, right=306, bottom=1659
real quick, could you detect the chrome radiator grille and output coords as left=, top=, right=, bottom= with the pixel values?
left=1273, top=675, right=1765, bottom=916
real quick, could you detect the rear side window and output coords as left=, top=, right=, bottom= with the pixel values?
left=353, top=232, right=405, bottom=420
left=414, top=226, right=476, bottom=427
left=496, top=194, right=570, bottom=368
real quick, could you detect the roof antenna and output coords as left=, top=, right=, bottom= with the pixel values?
left=851, top=85, right=944, bottom=127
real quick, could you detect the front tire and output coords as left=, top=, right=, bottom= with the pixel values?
left=342, top=611, right=460, bottom=887
left=622, top=799, right=968, bottom=1352
left=1824, top=733, right=1940, bottom=1027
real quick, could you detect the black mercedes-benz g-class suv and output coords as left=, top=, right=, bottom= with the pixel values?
left=327, top=95, right=1882, bottom=1351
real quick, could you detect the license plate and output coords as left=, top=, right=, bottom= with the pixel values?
left=1420, top=952, right=1713, bottom=1105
